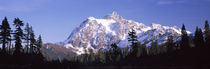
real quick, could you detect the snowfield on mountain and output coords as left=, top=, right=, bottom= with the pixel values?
left=44, top=12, right=191, bottom=55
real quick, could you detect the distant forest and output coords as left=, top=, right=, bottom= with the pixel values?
left=0, top=17, right=210, bottom=69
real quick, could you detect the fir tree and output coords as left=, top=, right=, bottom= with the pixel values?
left=204, top=20, right=210, bottom=47
left=24, top=23, right=30, bottom=53
left=36, top=35, right=43, bottom=54
left=180, top=24, right=190, bottom=50
left=127, top=27, right=138, bottom=56
left=149, top=40, right=155, bottom=55
left=167, top=36, right=175, bottom=53
left=110, top=43, right=122, bottom=61
left=141, top=43, right=147, bottom=56
left=123, top=46, right=129, bottom=58
left=29, top=26, right=36, bottom=53
left=97, top=49, right=105, bottom=63
left=154, top=40, right=160, bottom=55
left=89, top=49, right=95, bottom=62
left=13, top=18, right=24, bottom=55
left=136, top=42, right=142, bottom=57
left=0, top=17, right=11, bottom=53
left=107, top=47, right=114, bottom=62
left=194, top=26, right=204, bottom=48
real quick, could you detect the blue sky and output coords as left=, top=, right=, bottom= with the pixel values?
left=0, top=0, right=210, bottom=43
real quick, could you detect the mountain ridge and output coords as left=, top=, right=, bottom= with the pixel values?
left=50, top=12, right=190, bottom=55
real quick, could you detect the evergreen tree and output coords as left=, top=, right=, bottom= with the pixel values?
left=111, top=43, right=118, bottom=51
left=107, top=47, right=114, bottom=62
left=141, top=43, right=147, bottom=56
left=204, top=20, right=210, bottom=47
left=167, top=36, right=175, bottom=53
left=66, top=54, right=71, bottom=61
left=36, top=35, right=43, bottom=54
left=194, top=26, right=205, bottom=48
left=149, top=40, right=155, bottom=55
left=123, top=46, right=129, bottom=58
left=136, top=42, right=142, bottom=57
left=154, top=40, right=160, bottom=55
left=110, top=43, right=121, bottom=55
left=110, top=43, right=122, bottom=61
left=24, top=23, right=30, bottom=53
left=89, top=49, right=95, bottom=62
left=136, top=42, right=147, bottom=57
left=149, top=40, right=160, bottom=55
left=127, top=27, right=138, bottom=56
left=159, top=45, right=167, bottom=54
left=0, top=17, right=11, bottom=53
left=29, top=26, right=36, bottom=53
left=13, top=18, right=24, bottom=55
left=180, top=24, right=190, bottom=50
left=97, top=49, right=105, bottom=63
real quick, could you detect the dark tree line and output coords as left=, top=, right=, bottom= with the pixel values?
left=0, top=17, right=44, bottom=69
left=0, top=17, right=209, bottom=69
left=0, top=17, right=43, bottom=55
left=49, top=20, right=210, bottom=69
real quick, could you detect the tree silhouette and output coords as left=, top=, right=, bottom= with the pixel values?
left=29, top=26, right=36, bottom=54
left=24, top=23, right=30, bottom=53
left=194, top=26, right=204, bottom=48
left=204, top=20, right=210, bottom=47
left=127, top=27, right=138, bottom=56
left=110, top=43, right=122, bottom=61
left=123, top=46, right=129, bottom=58
left=136, top=42, right=142, bottom=57
left=97, top=49, right=106, bottom=63
left=36, top=35, right=42, bottom=54
left=13, top=18, right=24, bottom=55
left=166, top=36, right=175, bottom=53
left=89, top=49, right=95, bottom=62
left=0, top=17, right=11, bottom=53
left=180, top=24, right=190, bottom=50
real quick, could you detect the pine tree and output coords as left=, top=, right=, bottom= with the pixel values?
left=111, top=43, right=118, bottom=52
left=0, top=17, right=11, bottom=53
left=110, top=43, right=122, bottom=61
left=167, top=36, right=175, bottom=53
left=13, top=18, right=24, bottom=55
left=97, top=49, right=105, bottom=63
left=141, top=43, right=147, bottom=56
left=136, top=42, right=142, bottom=57
left=107, top=47, right=114, bottom=62
left=204, top=20, right=210, bottom=47
left=149, top=40, right=155, bottom=55
left=36, top=35, right=42, bottom=54
left=194, top=26, right=204, bottom=48
left=180, top=24, right=190, bottom=50
left=66, top=54, right=71, bottom=61
left=154, top=40, right=160, bottom=55
left=123, top=46, right=129, bottom=58
left=24, top=23, right=30, bottom=53
left=29, top=26, right=36, bottom=54
left=89, top=49, right=95, bottom=62
left=127, top=27, right=138, bottom=56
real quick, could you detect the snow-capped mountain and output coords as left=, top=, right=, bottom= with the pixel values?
left=55, top=12, right=190, bottom=55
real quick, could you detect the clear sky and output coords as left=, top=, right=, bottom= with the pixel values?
left=0, top=0, right=210, bottom=43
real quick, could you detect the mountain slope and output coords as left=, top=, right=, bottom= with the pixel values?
left=55, top=12, right=190, bottom=55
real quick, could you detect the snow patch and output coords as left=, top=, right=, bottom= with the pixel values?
left=95, top=19, right=117, bottom=35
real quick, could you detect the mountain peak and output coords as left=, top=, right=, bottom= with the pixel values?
left=103, top=11, right=125, bottom=21
left=151, top=23, right=161, bottom=26
left=55, top=12, right=190, bottom=55
left=87, top=17, right=96, bottom=20
left=111, top=11, right=119, bottom=16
